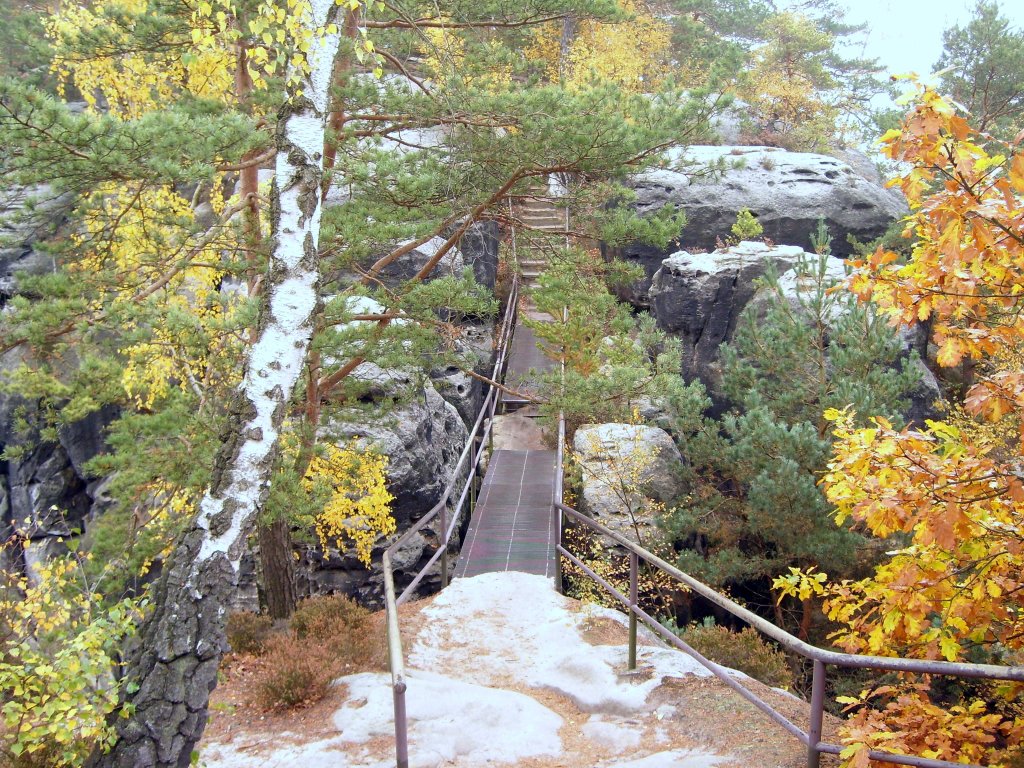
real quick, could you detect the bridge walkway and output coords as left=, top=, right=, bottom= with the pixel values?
left=453, top=311, right=559, bottom=579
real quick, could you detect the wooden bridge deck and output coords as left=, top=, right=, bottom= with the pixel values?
left=455, top=313, right=559, bottom=579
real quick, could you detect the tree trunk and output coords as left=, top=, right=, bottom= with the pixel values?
left=559, top=16, right=577, bottom=83
left=259, top=516, right=297, bottom=619
left=88, top=3, right=342, bottom=764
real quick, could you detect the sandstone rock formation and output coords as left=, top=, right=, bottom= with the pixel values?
left=0, top=185, right=73, bottom=307
left=356, top=221, right=500, bottom=290
left=312, top=367, right=470, bottom=605
left=649, top=242, right=941, bottom=422
left=614, top=146, right=908, bottom=307
left=573, top=423, right=685, bottom=547
left=649, top=242, right=804, bottom=391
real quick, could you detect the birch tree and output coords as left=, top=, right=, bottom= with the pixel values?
left=83, top=0, right=343, bottom=762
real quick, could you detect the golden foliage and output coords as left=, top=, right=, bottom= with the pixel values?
left=48, top=0, right=233, bottom=119
left=70, top=183, right=246, bottom=409
left=304, top=442, right=395, bottom=565
left=735, top=13, right=841, bottom=151
left=0, top=542, right=142, bottom=766
left=777, top=85, right=1024, bottom=766
left=527, top=0, right=671, bottom=93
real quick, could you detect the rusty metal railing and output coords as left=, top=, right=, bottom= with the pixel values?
left=382, top=271, right=519, bottom=768
left=554, top=490, right=1024, bottom=768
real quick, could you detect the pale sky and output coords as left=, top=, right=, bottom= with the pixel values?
left=831, top=0, right=1024, bottom=84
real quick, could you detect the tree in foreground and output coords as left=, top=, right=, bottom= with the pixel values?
left=776, top=85, right=1024, bottom=767
left=664, top=233, right=917, bottom=640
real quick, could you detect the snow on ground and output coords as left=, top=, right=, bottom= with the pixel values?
left=607, top=749, right=728, bottom=768
left=333, top=671, right=563, bottom=764
left=410, top=572, right=712, bottom=714
left=200, top=572, right=739, bottom=768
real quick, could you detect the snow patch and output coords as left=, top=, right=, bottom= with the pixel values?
left=334, top=671, right=563, bottom=766
left=583, top=715, right=641, bottom=752
left=199, top=736, right=354, bottom=768
left=409, top=573, right=711, bottom=715
left=606, top=749, right=728, bottom=768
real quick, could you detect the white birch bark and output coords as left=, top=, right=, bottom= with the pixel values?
left=90, top=4, right=342, bottom=766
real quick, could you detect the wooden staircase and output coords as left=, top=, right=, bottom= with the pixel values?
left=511, top=186, right=569, bottom=288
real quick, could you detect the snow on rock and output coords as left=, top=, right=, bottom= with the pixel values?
left=409, top=572, right=711, bottom=714
left=333, top=670, right=563, bottom=765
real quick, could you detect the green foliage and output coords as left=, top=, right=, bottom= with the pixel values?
left=527, top=249, right=708, bottom=434
left=673, top=619, right=793, bottom=688
left=663, top=246, right=920, bottom=606
left=0, top=1, right=53, bottom=90
left=935, top=0, right=1024, bottom=141
left=733, top=2, right=890, bottom=149
left=730, top=207, right=762, bottom=242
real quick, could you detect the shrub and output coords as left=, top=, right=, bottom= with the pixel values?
left=677, top=620, right=793, bottom=689
left=255, top=633, right=342, bottom=709
left=0, top=543, right=142, bottom=767
left=730, top=208, right=763, bottom=242
left=290, top=593, right=369, bottom=642
left=253, top=593, right=384, bottom=709
left=225, top=611, right=274, bottom=656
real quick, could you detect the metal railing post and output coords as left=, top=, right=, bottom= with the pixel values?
left=553, top=500, right=1024, bottom=768
left=440, top=504, right=449, bottom=589
left=553, top=510, right=564, bottom=594
left=470, top=458, right=477, bottom=512
left=807, top=659, right=825, bottom=768
left=393, top=682, right=409, bottom=768
left=628, top=552, right=638, bottom=671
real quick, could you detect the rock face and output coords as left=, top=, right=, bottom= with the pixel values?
left=0, top=379, right=119, bottom=584
left=615, top=146, right=907, bottom=307
left=360, top=221, right=500, bottom=291
left=1, top=185, right=73, bottom=308
left=649, top=242, right=804, bottom=391
left=0, top=182, right=118, bottom=583
left=429, top=321, right=496, bottom=428
left=573, top=423, right=685, bottom=547
left=310, top=370, right=470, bottom=606
left=649, top=243, right=941, bottom=422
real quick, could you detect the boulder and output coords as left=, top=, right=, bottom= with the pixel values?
left=615, top=146, right=907, bottom=307
left=573, top=423, right=685, bottom=547
left=649, top=242, right=804, bottom=391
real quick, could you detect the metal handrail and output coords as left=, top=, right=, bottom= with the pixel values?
left=382, top=271, right=520, bottom=768
left=553, top=493, right=1024, bottom=768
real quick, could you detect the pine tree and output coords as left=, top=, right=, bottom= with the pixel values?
left=663, top=241, right=919, bottom=639
left=934, top=0, right=1024, bottom=141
